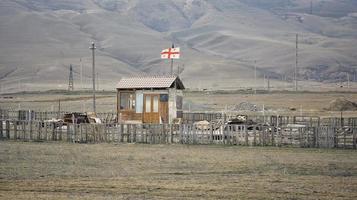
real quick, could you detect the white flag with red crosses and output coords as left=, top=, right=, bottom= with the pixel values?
left=161, top=47, right=180, bottom=59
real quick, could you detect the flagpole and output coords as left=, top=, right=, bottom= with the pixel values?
left=171, top=59, right=173, bottom=76
left=170, top=43, right=174, bottom=76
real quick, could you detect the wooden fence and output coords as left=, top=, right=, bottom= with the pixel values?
left=3, top=109, right=357, bottom=128
left=1, top=119, right=356, bottom=149
left=182, top=112, right=323, bottom=126
left=0, top=109, right=116, bottom=123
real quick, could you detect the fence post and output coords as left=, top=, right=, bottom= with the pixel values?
left=5, top=120, right=10, bottom=139
left=139, top=124, right=143, bottom=143
left=66, top=123, right=71, bottom=142
left=244, top=125, right=248, bottom=146
left=73, top=124, right=77, bottom=143
left=84, top=124, right=88, bottom=143
left=13, top=120, right=18, bottom=140
left=44, top=122, right=48, bottom=141
left=38, top=121, right=42, bottom=141
left=79, top=124, right=83, bottom=143
left=0, top=120, right=3, bottom=139
left=271, top=127, right=275, bottom=146
left=314, top=127, right=319, bottom=148
left=170, top=124, right=174, bottom=144
left=210, top=124, right=214, bottom=144
left=343, top=128, right=347, bottom=149
left=29, top=121, right=33, bottom=141
left=133, top=124, right=137, bottom=143
left=193, top=125, right=197, bottom=144
left=179, top=124, right=183, bottom=144
left=117, top=124, right=121, bottom=143
left=353, top=127, right=356, bottom=149
left=53, top=123, right=57, bottom=141
left=333, top=127, right=338, bottom=148
left=21, top=121, right=25, bottom=141
left=120, top=124, right=124, bottom=143
left=127, top=124, right=131, bottom=143
left=253, top=126, right=257, bottom=146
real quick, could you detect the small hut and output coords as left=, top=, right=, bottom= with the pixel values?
left=116, top=75, right=185, bottom=124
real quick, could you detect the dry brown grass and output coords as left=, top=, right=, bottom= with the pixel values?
left=2, top=91, right=357, bottom=118
left=187, top=91, right=357, bottom=117
left=0, top=141, right=356, bottom=199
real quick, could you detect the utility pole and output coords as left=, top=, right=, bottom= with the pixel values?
left=97, top=72, right=99, bottom=91
left=90, top=42, right=97, bottom=113
left=310, top=0, right=313, bottom=15
left=80, top=58, right=83, bottom=90
left=68, top=64, right=74, bottom=91
left=295, top=34, right=298, bottom=91
left=254, top=60, right=257, bottom=94
left=347, top=73, right=350, bottom=89
left=57, top=99, right=61, bottom=119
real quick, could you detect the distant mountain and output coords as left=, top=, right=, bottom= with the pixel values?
left=0, top=0, right=357, bottom=92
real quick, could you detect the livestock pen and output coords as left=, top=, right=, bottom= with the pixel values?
left=1, top=119, right=356, bottom=149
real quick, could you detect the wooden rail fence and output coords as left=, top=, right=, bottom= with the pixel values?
left=1, top=119, right=356, bottom=149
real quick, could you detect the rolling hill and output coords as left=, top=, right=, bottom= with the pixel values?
left=0, top=0, right=357, bottom=92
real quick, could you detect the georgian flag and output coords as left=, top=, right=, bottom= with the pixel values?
left=161, top=47, right=180, bottom=59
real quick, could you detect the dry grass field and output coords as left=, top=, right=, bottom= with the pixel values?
left=0, top=141, right=356, bottom=199
left=186, top=91, right=357, bottom=117
left=1, top=90, right=357, bottom=118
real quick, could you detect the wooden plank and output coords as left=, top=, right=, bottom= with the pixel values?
left=5, top=120, right=10, bottom=139
left=13, top=121, right=18, bottom=140
left=120, top=124, right=124, bottom=143
left=245, top=126, right=248, bottom=146
left=314, top=127, right=319, bottom=148
left=170, top=124, right=173, bottom=144
left=353, top=127, right=357, bottom=149
left=84, top=124, right=88, bottom=143
left=38, top=121, right=42, bottom=141
left=133, top=124, right=137, bottom=143
left=0, top=120, right=3, bottom=139
left=253, top=127, right=256, bottom=146
left=343, top=128, right=347, bottom=149
left=271, top=126, right=275, bottom=146
left=28, top=121, right=32, bottom=141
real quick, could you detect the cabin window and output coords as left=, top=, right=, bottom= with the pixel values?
left=160, top=94, right=168, bottom=102
left=145, top=96, right=151, bottom=112
left=176, top=96, right=183, bottom=109
left=153, top=96, right=159, bottom=112
left=120, top=92, right=135, bottom=110
left=135, top=93, right=143, bottom=113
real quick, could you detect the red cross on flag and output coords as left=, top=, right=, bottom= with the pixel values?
left=161, top=47, right=180, bottom=59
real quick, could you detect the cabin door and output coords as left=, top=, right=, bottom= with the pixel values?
left=143, top=94, right=160, bottom=123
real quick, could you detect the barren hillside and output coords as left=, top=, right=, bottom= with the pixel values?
left=0, top=0, right=356, bottom=92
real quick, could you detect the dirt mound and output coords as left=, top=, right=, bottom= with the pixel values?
left=233, top=102, right=262, bottom=112
left=327, top=98, right=357, bottom=111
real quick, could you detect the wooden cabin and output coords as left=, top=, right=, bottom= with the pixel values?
left=116, top=76, right=185, bottom=124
